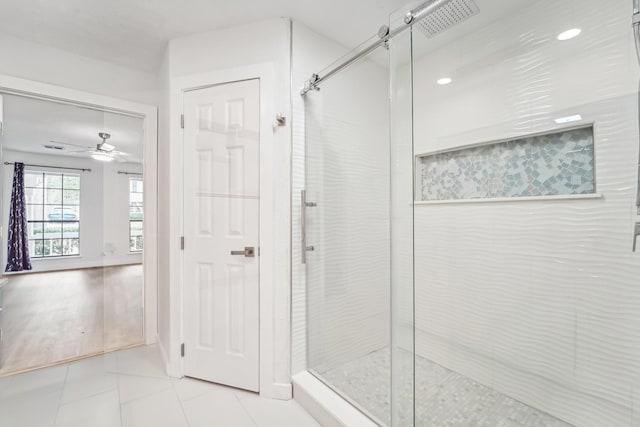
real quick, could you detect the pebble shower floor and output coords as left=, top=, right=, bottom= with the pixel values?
left=318, top=348, right=573, bottom=426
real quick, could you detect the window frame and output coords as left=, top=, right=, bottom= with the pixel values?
left=24, top=170, right=81, bottom=259
left=128, top=177, right=143, bottom=253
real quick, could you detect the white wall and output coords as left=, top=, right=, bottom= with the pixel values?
left=2, top=150, right=142, bottom=272
left=168, top=20, right=288, bottom=79
left=0, top=34, right=159, bottom=105
left=157, top=18, right=293, bottom=398
left=410, top=0, right=640, bottom=425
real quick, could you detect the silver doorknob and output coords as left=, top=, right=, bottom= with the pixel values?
left=230, top=247, right=255, bottom=257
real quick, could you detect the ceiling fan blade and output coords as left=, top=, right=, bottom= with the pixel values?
left=50, top=141, right=94, bottom=149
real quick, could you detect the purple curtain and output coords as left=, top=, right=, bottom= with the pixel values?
left=5, top=162, right=31, bottom=272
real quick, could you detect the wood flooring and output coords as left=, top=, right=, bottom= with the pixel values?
left=0, top=264, right=143, bottom=375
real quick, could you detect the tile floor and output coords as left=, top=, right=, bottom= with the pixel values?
left=0, top=344, right=320, bottom=427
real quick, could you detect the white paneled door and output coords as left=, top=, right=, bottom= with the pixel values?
left=183, top=79, right=260, bottom=392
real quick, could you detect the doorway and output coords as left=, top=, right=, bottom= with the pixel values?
left=182, top=79, right=260, bottom=392
left=0, top=87, right=157, bottom=376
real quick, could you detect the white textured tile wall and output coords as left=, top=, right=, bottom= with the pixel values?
left=291, top=23, right=352, bottom=375
left=304, top=87, right=390, bottom=371
left=411, top=0, right=640, bottom=425
left=291, top=23, right=391, bottom=376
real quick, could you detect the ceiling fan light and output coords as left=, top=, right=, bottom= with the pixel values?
left=91, top=153, right=114, bottom=162
left=99, top=142, right=115, bottom=152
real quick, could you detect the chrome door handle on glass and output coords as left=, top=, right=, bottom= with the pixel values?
left=301, top=189, right=317, bottom=264
left=230, top=247, right=255, bottom=257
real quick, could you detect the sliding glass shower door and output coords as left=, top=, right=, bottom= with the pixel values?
left=304, top=43, right=400, bottom=425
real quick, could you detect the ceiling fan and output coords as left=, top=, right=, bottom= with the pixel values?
left=53, top=133, right=129, bottom=162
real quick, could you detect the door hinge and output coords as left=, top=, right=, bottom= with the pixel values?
left=180, top=236, right=184, bottom=250
left=181, top=343, right=185, bottom=357
left=180, top=114, right=184, bottom=129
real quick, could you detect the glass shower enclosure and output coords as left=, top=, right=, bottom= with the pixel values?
left=303, top=40, right=407, bottom=426
left=302, top=0, right=640, bottom=426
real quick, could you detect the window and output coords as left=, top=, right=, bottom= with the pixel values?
left=25, top=171, right=80, bottom=258
left=129, top=178, right=143, bottom=252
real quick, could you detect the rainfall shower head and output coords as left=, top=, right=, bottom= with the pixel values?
left=415, top=0, right=480, bottom=38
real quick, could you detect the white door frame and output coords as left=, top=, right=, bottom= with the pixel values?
left=171, top=63, right=292, bottom=399
left=0, top=73, right=159, bottom=346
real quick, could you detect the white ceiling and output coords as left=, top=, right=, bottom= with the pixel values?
left=0, top=0, right=412, bottom=72
left=1, top=94, right=144, bottom=163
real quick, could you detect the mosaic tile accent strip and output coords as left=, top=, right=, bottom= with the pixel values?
left=418, top=126, right=595, bottom=201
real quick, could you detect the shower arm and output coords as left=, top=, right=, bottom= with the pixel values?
left=300, top=0, right=455, bottom=95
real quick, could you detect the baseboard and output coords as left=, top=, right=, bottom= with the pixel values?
left=165, top=354, right=183, bottom=378
left=144, top=332, right=156, bottom=345
left=4, top=258, right=142, bottom=275
left=156, top=337, right=182, bottom=378
left=292, top=371, right=378, bottom=427
left=260, top=382, right=292, bottom=400
left=156, top=335, right=181, bottom=378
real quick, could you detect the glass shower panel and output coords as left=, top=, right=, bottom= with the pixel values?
left=407, top=0, right=640, bottom=426
left=305, top=46, right=392, bottom=424
left=389, top=13, right=416, bottom=427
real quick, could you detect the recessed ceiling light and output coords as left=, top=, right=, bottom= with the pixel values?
left=437, top=77, right=452, bottom=85
left=91, top=153, right=114, bottom=162
left=554, top=114, right=583, bottom=124
left=557, top=28, right=581, bottom=41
